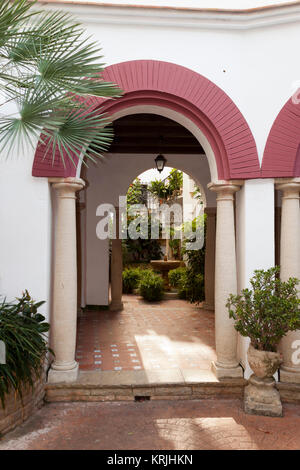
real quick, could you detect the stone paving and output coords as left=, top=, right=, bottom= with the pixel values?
left=76, top=296, right=216, bottom=373
left=1, top=399, right=300, bottom=450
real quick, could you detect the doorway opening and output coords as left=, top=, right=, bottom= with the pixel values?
left=75, top=113, right=217, bottom=383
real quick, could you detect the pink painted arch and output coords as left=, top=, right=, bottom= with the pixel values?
left=32, top=60, right=260, bottom=180
left=262, top=96, right=300, bottom=177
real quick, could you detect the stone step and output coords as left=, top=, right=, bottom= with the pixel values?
left=45, top=370, right=247, bottom=402
left=277, top=382, right=300, bottom=404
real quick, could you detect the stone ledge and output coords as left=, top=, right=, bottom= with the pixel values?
left=45, top=373, right=300, bottom=404
left=277, top=382, right=300, bottom=404
left=45, top=378, right=247, bottom=402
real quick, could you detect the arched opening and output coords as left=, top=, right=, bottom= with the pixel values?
left=32, top=60, right=260, bottom=181
left=76, top=152, right=217, bottom=376
left=74, top=111, right=218, bottom=383
left=78, top=112, right=215, bottom=307
left=42, top=61, right=254, bottom=384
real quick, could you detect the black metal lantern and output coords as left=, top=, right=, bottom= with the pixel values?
left=155, top=154, right=167, bottom=173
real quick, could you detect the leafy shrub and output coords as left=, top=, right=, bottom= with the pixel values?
left=179, top=272, right=205, bottom=303
left=122, top=267, right=142, bottom=294
left=177, top=215, right=206, bottom=304
left=122, top=267, right=154, bottom=294
left=0, top=291, right=50, bottom=408
left=226, top=267, right=300, bottom=352
left=168, top=266, right=205, bottom=303
left=139, top=272, right=164, bottom=302
left=149, top=169, right=183, bottom=201
left=168, top=267, right=187, bottom=288
left=122, top=215, right=163, bottom=263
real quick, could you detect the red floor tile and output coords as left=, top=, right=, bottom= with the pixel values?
left=76, top=296, right=217, bottom=372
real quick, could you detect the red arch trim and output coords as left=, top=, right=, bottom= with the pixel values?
left=262, top=97, right=300, bottom=177
left=32, top=60, right=260, bottom=180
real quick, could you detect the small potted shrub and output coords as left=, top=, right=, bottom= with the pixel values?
left=226, top=267, right=300, bottom=416
left=168, top=267, right=186, bottom=289
left=122, top=267, right=142, bottom=294
left=139, top=271, right=164, bottom=302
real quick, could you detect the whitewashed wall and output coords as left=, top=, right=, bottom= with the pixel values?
left=0, top=146, right=51, bottom=321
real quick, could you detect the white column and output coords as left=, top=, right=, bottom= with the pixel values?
left=208, top=181, right=243, bottom=379
left=48, top=177, right=85, bottom=383
left=276, top=179, right=300, bottom=384
left=203, top=207, right=216, bottom=310
left=110, top=207, right=124, bottom=311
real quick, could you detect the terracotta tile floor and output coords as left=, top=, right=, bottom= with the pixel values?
left=76, top=295, right=216, bottom=373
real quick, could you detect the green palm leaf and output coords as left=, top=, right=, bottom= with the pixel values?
left=0, top=0, right=122, bottom=166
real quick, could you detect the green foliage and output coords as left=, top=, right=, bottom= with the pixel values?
left=122, top=267, right=142, bottom=294
left=226, top=267, right=300, bottom=352
left=0, top=0, right=121, bottom=165
left=127, top=178, right=147, bottom=206
left=122, top=266, right=154, bottom=294
left=183, top=245, right=205, bottom=276
left=148, top=179, right=168, bottom=200
left=123, top=179, right=162, bottom=263
left=181, top=213, right=206, bottom=262
left=0, top=290, right=51, bottom=408
left=168, top=217, right=206, bottom=304
left=168, top=168, right=183, bottom=195
left=149, top=169, right=183, bottom=201
left=179, top=272, right=205, bottom=303
left=168, top=267, right=187, bottom=288
left=123, top=226, right=163, bottom=263
left=139, top=271, right=164, bottom=302
left=168, top=266, right=204, bottom=303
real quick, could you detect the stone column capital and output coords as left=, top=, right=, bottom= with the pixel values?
left=49, top=177, right=85, bottom=199
left=207, top=180, right=243, bottom=200
left=49, top=177, right=85, bottom=188
left=275, top=178, right=300, bottom=198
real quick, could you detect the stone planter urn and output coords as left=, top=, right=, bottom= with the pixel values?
left=244, top=343, right=283, bottom=417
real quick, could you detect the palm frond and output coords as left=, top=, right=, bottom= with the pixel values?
left=0, top=0, right=122, bottom=166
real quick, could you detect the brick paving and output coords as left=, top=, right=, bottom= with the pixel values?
left=1, top=399, right=300, bottom=450
left=76, top=296, right=216, bottom=373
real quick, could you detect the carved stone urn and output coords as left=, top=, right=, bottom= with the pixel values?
left=244, top=344, right=283, bottom=417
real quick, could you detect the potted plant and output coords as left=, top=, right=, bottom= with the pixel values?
left=226, top=267, right=300, bottom=417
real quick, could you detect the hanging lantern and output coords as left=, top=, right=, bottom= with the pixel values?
left=155, top=154, right=167, bottom=173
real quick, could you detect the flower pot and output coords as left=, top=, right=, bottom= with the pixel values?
left=247, top=343, right=282, bottom=378
left=244, top=344, right=283, bottom=417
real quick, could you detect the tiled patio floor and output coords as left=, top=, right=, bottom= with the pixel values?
left=76, top=295, right=216, bottom=373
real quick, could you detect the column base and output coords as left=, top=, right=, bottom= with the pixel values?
left=280, top=368, right=300, bottom=384
left=109, top=301, right=124, bottom=311
left=244, top=374, right=282, bottom=417
left=211, top=361, right=244, bottom=379
left=48, top=362, right=79, bottom=384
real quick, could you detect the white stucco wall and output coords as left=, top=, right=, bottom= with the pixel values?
left=0, top=146, right=52, bottom=321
